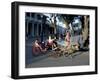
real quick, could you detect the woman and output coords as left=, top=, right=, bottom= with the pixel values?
left=65, top=31, right=71, bottom=49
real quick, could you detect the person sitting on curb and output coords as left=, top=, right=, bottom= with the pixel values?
left=46, top=36, right=54, bottom=50
left=32, top=39, right=46, bottom=56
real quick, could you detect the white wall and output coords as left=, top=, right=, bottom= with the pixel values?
left=0, top=0, right=99, bottom=81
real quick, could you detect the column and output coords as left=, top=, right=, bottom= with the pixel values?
left=40, top=22, right=43, bottom=42
left=41, top=23, right=42, bottom=35
left=26, top=21, right=29, bottom=37
left=37, top=23, right=39, bottom=36
left=32, top=22, right=34, bottom=37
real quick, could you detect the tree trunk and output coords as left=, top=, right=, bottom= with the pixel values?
left=54, top=15, right=57, bottom=34
left=82, top=16, right=89, bottom=47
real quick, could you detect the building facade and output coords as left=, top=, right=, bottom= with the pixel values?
left=25, top=12, right=55, bottom=41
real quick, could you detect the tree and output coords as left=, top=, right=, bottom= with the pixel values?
left=82, top=16, right=89, bottom=47
left=49, top=14, right=57, bottom=34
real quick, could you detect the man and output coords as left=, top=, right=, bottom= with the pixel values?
left=32, top=39, right=46, bottom=56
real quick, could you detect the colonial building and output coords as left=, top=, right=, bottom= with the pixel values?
left=25, top=12, right=55, bottom=41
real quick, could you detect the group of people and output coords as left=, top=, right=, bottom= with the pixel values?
left=32, top=31, right=83, bottom=56
left=32, top=36, right=58, bottom=56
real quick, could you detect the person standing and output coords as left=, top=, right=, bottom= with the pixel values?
left=65, top=31, right=71, bottom=49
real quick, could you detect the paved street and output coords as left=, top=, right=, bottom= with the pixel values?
left=25, top=35, right=89, bottom=68
left=25, top=44, right=89, bottom=68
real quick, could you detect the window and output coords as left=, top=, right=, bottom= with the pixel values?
left=31, top=13, right=35, bottom=18
left=38, top=24, right=41, bottom=36
left=34, top=23, right=37, bottom=36
left=26, top=12, right=30, bottom=17
left=37, top=14, right=41, bottom=20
